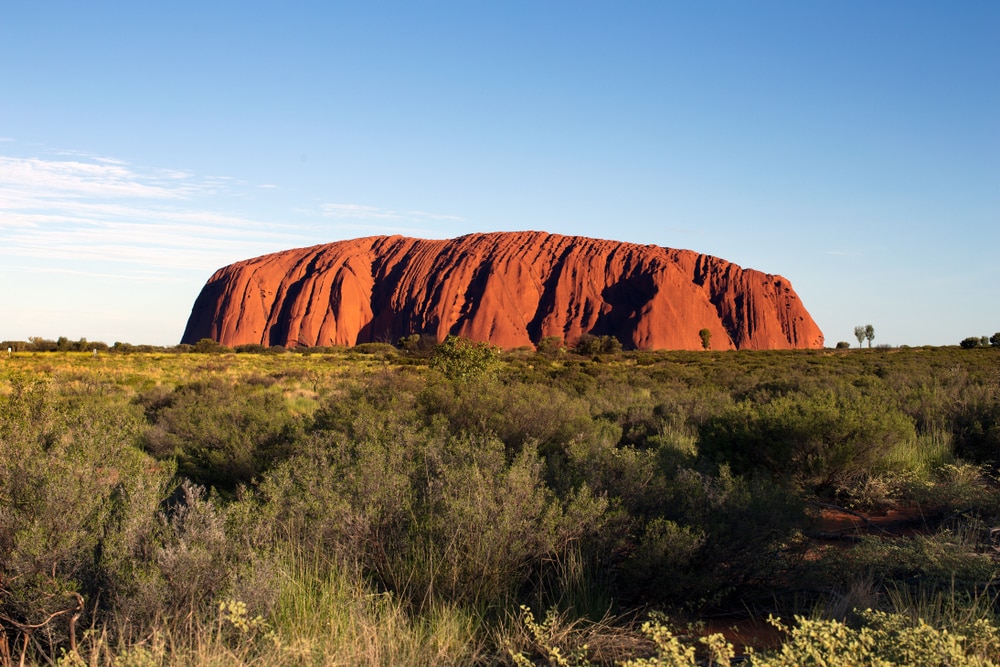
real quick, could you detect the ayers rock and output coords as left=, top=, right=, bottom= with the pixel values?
left=181, top=231, right=824, bottom=351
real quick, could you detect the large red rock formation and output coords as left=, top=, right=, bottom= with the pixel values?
left=181, top=232, right=824, bottom=351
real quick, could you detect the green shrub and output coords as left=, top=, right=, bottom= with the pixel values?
left=252, top=424, right=608, bottom=609
left=951, top=385, right=1000, bottom=467
left=822, top=523, right=1000, bottom=595
left=352, top=342, right=398, bottom=355
left=620, top=518, right=707, bottom=599
left=535, top=335, right=565, bottom=356
left=752, top=611, right=1000, bottom=666
left=193, top=338, right=231, bottom=353
left=430, top=335, right=500, bottom=381
left=396, top=333, right=438, bottom=355
left=397, top=435, right=607, bottom=607
left=573, top=334, right=622, bottom=356
left=6, top=345, right=1000, bottom=664
left=618, top=466, right=804, bottom=606
left=698, top=389, right=917, bottom=491
left=418, top=377, right=596, bottom=461
left=140, top=379, right=303, bottom=491
left=235, top=343, right=268, bottom=353
left=561, top=424, right=672, bottom=517
left=0, top=377, right=176, bottom=651
left=121, top=481, right=244, bottom=627
left=249, top=427, right=416, bottom=570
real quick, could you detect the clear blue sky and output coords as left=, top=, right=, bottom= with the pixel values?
left=2, top=2, right=997, bottom=347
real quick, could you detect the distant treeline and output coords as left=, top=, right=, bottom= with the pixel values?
left=0, top=333, right=648, bottom=356
left=6, top=330, right=999, bottom=355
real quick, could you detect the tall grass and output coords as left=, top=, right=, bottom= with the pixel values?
left=45, top=549, right=486, bottom=667
left=263, top=549, right=485, bottom=666
left=880, top=428, right=954, bottom=477
left=885, top=578, right=1000, bottom=631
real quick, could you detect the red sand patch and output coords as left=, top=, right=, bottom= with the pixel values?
left=702, top=617, right=785, bottom=652
left=812, top=504, right=934, bottom=537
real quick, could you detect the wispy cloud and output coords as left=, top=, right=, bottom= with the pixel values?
left=23, top=265, right=188, bottom=284
left=0, top=151, right=468, bottom=283
left=0, top=156, right=185, bottom=199
left=0, top=153, right=311, bottom=276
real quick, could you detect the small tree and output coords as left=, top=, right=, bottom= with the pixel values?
left=991, top=332, right=1000, bottom=348
left=535, top=336, right=564, bottom=356
left=960, top=336, right=982, bottom=349
left=854, top=326, right=866, bottom=348
left=864, top=324, right=875, bottom=348
left=573, top=334, right=622, bottom=356
left=431, top=335, right=500, bottom=381
left=28, top=337, right=57, bottom=352
left=699, top=328, right=712, bottom=350
left=397, top=333, right=438, bottom=355
left=193, top=338, right=226, bottom=353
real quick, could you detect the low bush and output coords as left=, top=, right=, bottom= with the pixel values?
left=698, top=388, right=917, bottom=492
left=250, top=423, right=609, bottom=610
left=352, top=341, right=399, bottom=355
left=139, top=379, right=304, bottom=491
left=234, top=343, right=269, bottom=353
left=574, top=334, right=623, bottom=356
left=418, top=376, right=597, bottom=460
left=511, top=610, right=1000, bottom=666
left=430, top=335, right=501, bottom=381
left=535, top=335, right=565, bottom=356
left=951, top=385, right=1000, bottom=467
left=618, top=465, right=805, bottom=607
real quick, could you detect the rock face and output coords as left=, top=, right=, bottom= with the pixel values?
left=181, top=232, right=824, bottom=351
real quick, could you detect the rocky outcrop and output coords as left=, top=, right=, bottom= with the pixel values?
left=181, top=232, right=824, bottom=351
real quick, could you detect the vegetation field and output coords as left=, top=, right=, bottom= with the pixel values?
left=2, top=341, right=1000, bottom=665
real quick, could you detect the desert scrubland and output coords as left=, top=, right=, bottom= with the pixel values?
left=2, top=341, right=999, bottom=665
